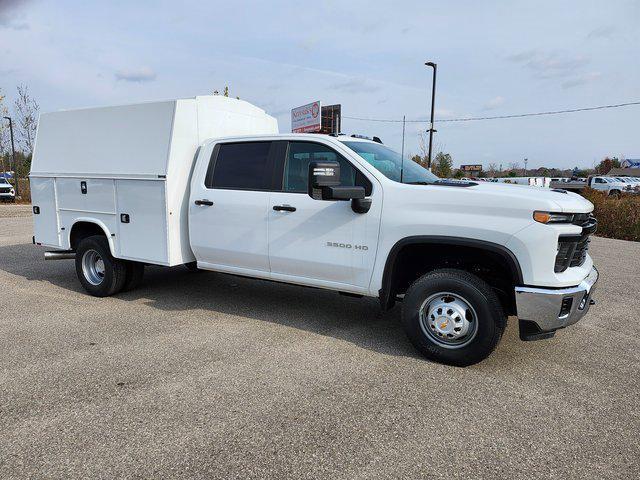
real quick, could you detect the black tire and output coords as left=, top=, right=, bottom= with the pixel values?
left=401, top=268, right=506, bottom=367
left=75, top=235, right=127, bottom=297
left=609, top=190, right=621, bottom=197
left=122, top=261, right=144, bottom=292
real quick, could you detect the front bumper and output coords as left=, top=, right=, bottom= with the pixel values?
left=514, top=266, right=598, bottom=334
left=0, top=193, right=15, bottom=201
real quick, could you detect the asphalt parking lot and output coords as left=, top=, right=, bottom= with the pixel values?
left=0, top=204, right=638, bottom=479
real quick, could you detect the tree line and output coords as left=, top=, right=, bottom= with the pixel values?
left=410, top=149, right=624, bottom=180
left=0, top=85, right=39, bottom=178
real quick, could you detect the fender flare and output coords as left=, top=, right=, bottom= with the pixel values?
left=379, top=235, right=524, bottom=310
left=68, top=218, right=117, bottom=257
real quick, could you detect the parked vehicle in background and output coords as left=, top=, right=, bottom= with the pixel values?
left=615, top=177, right=640, bottom=190
left=587, top=176, right=633, bottom=196
left=495, top=177, right=551, bottom=187
left=0, top=177, right=16, bottom=202
left=30, top=95, right=599, bottom=366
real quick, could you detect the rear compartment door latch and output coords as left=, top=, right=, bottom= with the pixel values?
left=120, top=213, right=130, bottom=223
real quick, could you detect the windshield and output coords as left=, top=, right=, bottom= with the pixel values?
left=0, top=178, right=8, bottom=184
left=342, top=141, right=440, bottom=184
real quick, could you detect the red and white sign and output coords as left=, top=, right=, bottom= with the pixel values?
left=291, top=101, right=321, bottom=133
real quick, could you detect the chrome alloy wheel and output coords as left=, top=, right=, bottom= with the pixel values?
left=418, top=292, right=478, bottom=349
left=82, top=249, right=106, bottom=285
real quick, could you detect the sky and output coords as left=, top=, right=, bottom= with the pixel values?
left=1, top=0, right=639, bottom=170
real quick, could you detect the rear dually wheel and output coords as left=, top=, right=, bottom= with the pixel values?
left=75, top=235, right=127, bottom=297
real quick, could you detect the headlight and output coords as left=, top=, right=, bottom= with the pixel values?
left=10, top=188, right=15, bottom=195
left=533, top=211, right=575, bottom=224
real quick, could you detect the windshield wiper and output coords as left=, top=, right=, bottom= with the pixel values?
left=405, top=181, right=433, bottom=185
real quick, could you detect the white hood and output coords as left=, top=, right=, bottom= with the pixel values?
left=469, top=182, right=593, bottom=213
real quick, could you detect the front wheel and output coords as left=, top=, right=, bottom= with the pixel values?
left=401, top=269, right=506, bottom=367
left=75, top=235, right=127, bottom=297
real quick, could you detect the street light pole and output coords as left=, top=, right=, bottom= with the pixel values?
left=524, top=157, right=528, bottom=177
left=3, top=116, right=18, bottom=197
left=425, top=61, right=437, bottom=170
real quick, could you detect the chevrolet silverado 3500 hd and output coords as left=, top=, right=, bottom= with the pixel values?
left=30, top=96, right=598, bottom=366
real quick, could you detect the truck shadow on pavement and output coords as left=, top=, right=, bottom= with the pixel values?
left=0, top=242, right=529, bottom=365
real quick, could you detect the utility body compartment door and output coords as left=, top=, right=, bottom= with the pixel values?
left=31, top=177, right=60, bottom=247
left=115, top=179, right=169, bottom=264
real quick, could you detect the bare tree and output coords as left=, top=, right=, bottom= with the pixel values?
left=417, top=130, right=445, bottom=170
left=487, top=163, right=498, bottom=176
left=14, top=84, right=39, bottom=157
left=0, top=88, right=9, bottom=173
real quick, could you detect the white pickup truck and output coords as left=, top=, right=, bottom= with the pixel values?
left=30, top=95, right=598, bottom=366
left=587, top=176, right=633, bottom=196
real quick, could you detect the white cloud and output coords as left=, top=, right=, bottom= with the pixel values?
left=114, top=67, right=157, bottom=83
left=0, top=13, right=29, bottom=30
left=561, top=72, right=601, bottom=89
left=483, top=96, right=505, bottom=110
left=588, top=25, right=615, bottom=39
left=329, top=77, right=381, bottom=94
left=507, top=50, right=590, bottom=79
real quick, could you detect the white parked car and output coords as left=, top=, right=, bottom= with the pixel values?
left=587, top=176, right=632, bottom=196
left=0, top=177, right=16, bottom=202
left=30, top=96, right=599, bottom=366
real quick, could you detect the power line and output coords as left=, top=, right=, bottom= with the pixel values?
left=342, top=100, right=640, bottom=124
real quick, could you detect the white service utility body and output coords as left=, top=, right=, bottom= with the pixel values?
left=31, top=96, right=277, bottom=266
left=31, top=95, right=599, bottom=366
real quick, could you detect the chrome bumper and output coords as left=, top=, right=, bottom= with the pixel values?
left=514, top=266, right=598, bottom=332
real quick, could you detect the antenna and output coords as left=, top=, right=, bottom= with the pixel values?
left=400, top=115, right=406, bottom=183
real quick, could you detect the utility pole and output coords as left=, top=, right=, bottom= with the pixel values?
left=524, top=157, right=528, bottom=176
left=425, top=62, right=437, bottom=170
left=3, top=116, right=18, bottom=197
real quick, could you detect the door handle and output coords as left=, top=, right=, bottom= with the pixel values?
left=194, top=199, right=214, bottom=206
left=273, top=205, right=296, bottom=212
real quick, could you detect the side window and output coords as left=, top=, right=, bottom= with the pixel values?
left=283, top=142, right=372, bottom=195
left=595, top=178, right=604, bottom=184
left=207, top=142, right=272, bottom=190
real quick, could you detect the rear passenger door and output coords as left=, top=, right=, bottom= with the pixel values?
left=189, top=141, right=276, bottom=275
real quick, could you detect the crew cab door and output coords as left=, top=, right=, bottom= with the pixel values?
left=189, top=141, right=276, bottom=275
left=267, top=141, right=381, bottom=292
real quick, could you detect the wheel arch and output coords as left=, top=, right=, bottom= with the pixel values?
left=379, top=236, right=523, bottom=311
left=68, top=219, right=116, bottom=256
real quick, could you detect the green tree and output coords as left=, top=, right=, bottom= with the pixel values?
left=433, top=152, right=453, bottom=178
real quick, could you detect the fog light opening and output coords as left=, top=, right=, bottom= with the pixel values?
left=559, top=297, right=573, bottom=318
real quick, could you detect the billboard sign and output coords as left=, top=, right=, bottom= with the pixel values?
left=460, top=164, right=483, bottom=172
left=320, top=104, right=341, bottom=134
left=292, top=101, right=321, bottom=133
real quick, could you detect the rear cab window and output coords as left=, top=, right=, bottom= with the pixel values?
left=206, top=142, right=273, bottom=190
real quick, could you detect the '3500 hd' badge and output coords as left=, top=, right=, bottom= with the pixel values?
left=326, top=242, right=368, bottom=251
